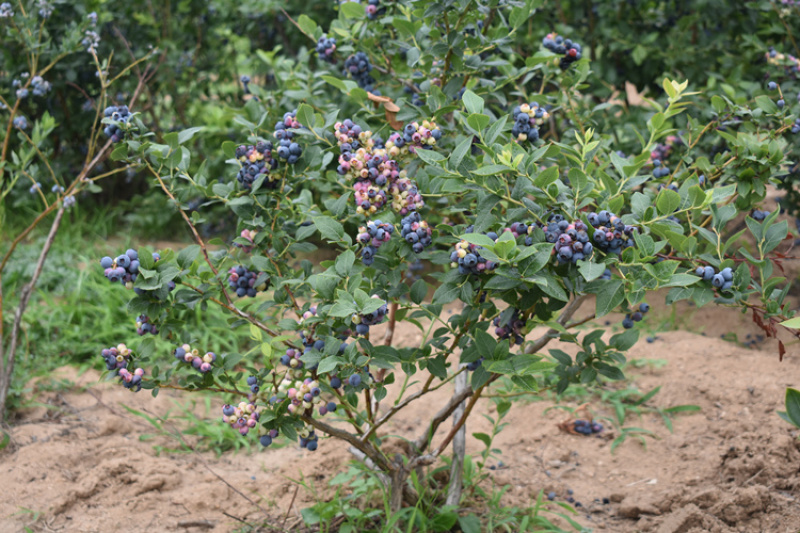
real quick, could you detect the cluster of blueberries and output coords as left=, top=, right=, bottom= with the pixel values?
left=100, top=343, right=133, bottom=372
left=227, top=265, right=268, bottom=298
left=767, top=47, right=800, bottom=78
left=135, top=314, right=158, bottom=336
left=100, top=250, right=175, bottom=296
left=343, top=52, right=377, bottom=92
left=650, top=135, right=681, bottom=163
left=694, top=265, right=734, bottom=292
left=385, top=120, right=442, bottom=157
left=36, top=0, right=52, bottom=18
left=400, top=212, right=433, bottom=254
left=334, top=118, right=428, bottom=227
left=29, top=182, right=41, bottom=195
left=81, top=30, right=100, bottom=53
left=450, top=228, right=500, bottom=276
left=246, top=375, right=260, bottom=397
left=234, top=142, right=279, bottom=191
left=352, top=296, right=388, bottom=336
left=586, top=210, right=638, bottom=255
left=298, top=425, right=320, bottom=451
left=542, top=216, right=594, bottom=264
left=281, top=347, right=305, bottom=370
left=511, top=102, right=550, bottom=144
left=117, top=367, right=145, bottom=392
left=792, top=118, right=800, bottom=134
left=15, top=75, right=51, bottom=99
left=622, top=303, right=650, bottom=329
left=100, top=344, right=144, bottom=392
left=365, top=0, right=383, bottom=19
left=281, top=377, right=326, bottom=416
left=493, top=309, right=526, bottom=346
left=101, top=249, right=144, bottom=287
left=173, top=343, right=217, bottom=373
left=573, top=419, right=604, bottom=435
left=222, top=402, right=259, bottom=436
left=0, top=3, right=13, bottom=17
left=357, top=220, right=394, bottom=266
left=12, top=116, right=27, bottom=130
left=751, top=209, right=771, bottom=221
left=259, top=428, right=280, bottom=448
left=542, top=33, right=582, bottom=69
left=316, top=35, right=337, bottom=63
left=652, top=159, right=670, bottom=178
left=234, top=229, right=258, bottom=253
left=274, top=111, right=303, bottom=164
left=103, top=105, right=132, bottom=143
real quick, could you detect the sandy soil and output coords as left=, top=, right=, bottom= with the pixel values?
left=1, top=303, right=800, bottom=533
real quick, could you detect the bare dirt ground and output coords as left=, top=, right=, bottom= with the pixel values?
left=1, top=303, right=800, bottom=533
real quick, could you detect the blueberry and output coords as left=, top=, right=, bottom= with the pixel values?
left=639, top=303, right=650, bottom=313
left=100, top=256, right=113, bottom=268
left=330, top=377, right=342, bottom=389
left=547, top=491, right=556, bottom=501
left=259, top=435, right=273, bottom=447
left=306, top=440, right=318, bottom=451
left=769, top=81, right=778, bottom=90
left=712, top=273, right=725, bottom=288
left=349, top=374, right=362, bottom=387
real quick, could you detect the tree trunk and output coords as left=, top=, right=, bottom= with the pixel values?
left=446, top=369, right=468, bottom=506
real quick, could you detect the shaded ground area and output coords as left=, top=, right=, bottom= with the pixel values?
left=1, top=308, right=799, bottom=532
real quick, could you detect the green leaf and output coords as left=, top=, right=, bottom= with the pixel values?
left=297, top=104, right=316, bottom=129
left=594, top=280, right=625, bottom=318
left=329, top=300, right=357, bottom=317
left=578, top=261, right=607, bottom=282
left=335, top=250, right=355, bottom=277
left=472, top=164, right=509, bottom=176
left=433, top=283, right=460, bottom=304
left=655, top=188, right=680, bottom=216
left=410, top=279, right=427, bottom=304
left=313, top=216, right=345, bottom=242
left=178, top=127, right=204, bottom=145
left=297, top=14, right=318, bottom=36
left=317, top=356, right=339, bottom=374
left=785, top=388, right=800, bottom=429
left=340, top=1, right=365, bottom=18
left=415, top=149, right=445, bottom=165
left=449, top=137, right=473, bottom=171
left=755, top=95, right=778, bottom=114
left=176, top=245, right=200, bottom=270
left=462, top=90, right=484, bottom=114
left=458, top=233, right=496, bottom=248
left=467, top=113, right=490, bottom=132
left=780, top=317, right=800, bottom=329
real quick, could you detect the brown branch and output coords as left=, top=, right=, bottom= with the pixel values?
left=409, top=381, right=488, bottom=469
left=412, top=385, right=475, bottom=453
left=301, top=415, right=390, bottom=471
left=383, top=302, right=398, bottom=346
left=0, top=207, right=66, bottom=420
left=525, top=294, right=590, bottom=355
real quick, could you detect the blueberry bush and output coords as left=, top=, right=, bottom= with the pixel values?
left=0, top=2, right=152, bottom=420
left=5, top=0, right=800, bottom=526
